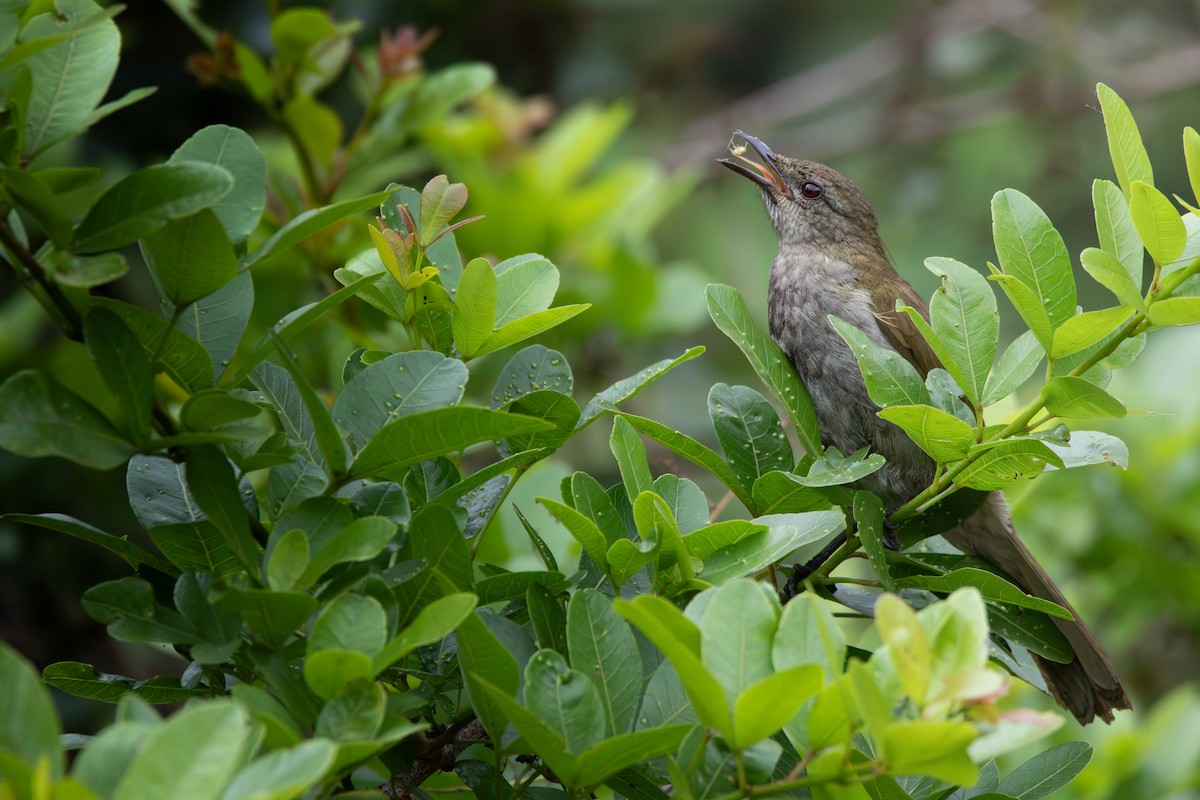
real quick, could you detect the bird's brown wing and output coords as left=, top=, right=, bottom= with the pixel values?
left=870, top=276, right=942, bottom=378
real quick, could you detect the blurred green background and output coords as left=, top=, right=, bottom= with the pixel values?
left=2, top=0, right=1199, bottom=795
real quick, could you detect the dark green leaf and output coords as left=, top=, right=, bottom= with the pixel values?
left=84, top=307, right=154, bottom=445
left=217, top=589, right=315, bottom=648
left=475, top=570, right=568, bottom=605
left=490, top=344, right=573, bottom=408
left=708, top=383, right=792, bottom=492
left=142, top=209, right=238, bottom=306
left=185, top=445, right=261, bottom=574
left=896, top=568, right=1071, bottom=618
left=0, top=368, right=133, bottom=469
left=74, top=162, right=234, bottom=253
left=567, top=589, right=642, bottom=736
left=457, top=612, right=520, bottom=743
left=829, top=315, right=930, bottom=408
left=168, top=124, right=266, bottom=243
left=578, top=346, right=705, bottom=429
left=991, top=189, right=1076, bottom=328
left=269, top=335, right=348, bottom=480
left=241, top=190, right=390, bottom=268
left=854, top=491, right=895, bottom=592
left=525, top=650, right=607, bottom=753
left=750, top=471, right=833, bottom=514
left=996, top=741, right=1093, bottom=800
left=350, top=407, right=552, bottom=479
left=82, top=577, right=201, bottom=644
left=92, top=298, right=214, bottom=392
left=3, top=512, right=174, bottom=573
left=698, top=511, right=845, bottom=584
left=706, top=284, right=821, bottom=456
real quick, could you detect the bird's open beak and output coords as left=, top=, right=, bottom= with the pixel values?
left=719, top=130, right=792, bottom=199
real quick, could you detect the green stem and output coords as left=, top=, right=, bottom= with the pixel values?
left=0, top=217, right=82, bottom=340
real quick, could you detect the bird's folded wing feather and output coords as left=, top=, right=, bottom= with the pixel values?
left=870, top=277, right=943, bottom=378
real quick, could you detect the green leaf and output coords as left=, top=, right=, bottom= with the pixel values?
left=302, top=649, right=373, bottom=702
left=698, top=511, right=845, bottom=583
left=217, top=589, right=314, bottom=648
left=500, top=390, right=580, bottom=455
left=269, top=336, right=348, bottom=480
left=74, top=162, right=234, bottom=253
left=982, top=330, right=1043, bottom=406
left=471, top=675, right=579, bottom=782
left=731, top=665, right=822, bottom=749
left=699, top=580, right=778, bottom=701
left=241, top=190, right=390, bottom=268
left=281, top=95, right=341, bottom=169
left=988, top=270, right=1055, bottom=354
left=682, top=520, right=766, bottom=561
left=773, top=594, right=845, bottom=682
left=84, top=307, right=154, bottom=445
left=1080, top=247, right=1144, bottom=311
left=1186, top=127, right=1200, bottom=210
left=1092, top=179, right=1143, bottom=288
left=184, top=445, right=261, bottom=574
left=853, top=490, right=895, bottom=592
left=828, top=316, right=930, bottom=408
left=168, top=124, right=265, bottom=244
left=142, top=209, right=239, bottom=306
left=1050, top=306, right=1132, bottom=359
left=573, top=727, right=691, bottom=790
left=452, top=258, right=498, bottom=358
left=418, top=174, right=468, bottom=244
left=610, top=416, right=653, bottom=503
left=490, top=344, right=573, bottom=408
left=0, top=641, right=63, bottom=779
left=373, top=593, right=477, bottom=673
left=82, top=577, right=200, bottom=645
left=1042, top=376, right=1126, bottom=419
left=750, top=471, right=833, bottom=514
left=494, top=254, right=559, bottom=326
left=350, top=407, right=551, bottom=479
left=955, top=440, right=1063, bottom=490
left=43, top=250, right=128, bottom=288
left=1129, top=181, right=1186, bottom=265
left=707, top=284, right=821, bottom=455
left=525, top=650, right=607, bottom=753
left=0, top=369, right=133, bottom=469
left=877, top=405, right=974, bottom=463
left=3, top=166, right=72, bottom=246
left=578, top=346, right=705, bottom=428
left=474, top=303, right=590, bottom=358
left=474, top=571, right=568, bottom=605
left=3, top=512, right=174, bottom=573
left=995, top=741, right=1093, bottom=800
left=1096, top=83, right=1153, bottom=198
left=1149, top=296, right=1200, bottom=326
left=21, top=0, right=120, bottom=157
left=308, top=593, right=387, bottom=657
left=295, top=516, right=396, bottom=590
left=396, top=505, right=473, bottom=618
left=881, top=720, right=978, bottom=786
left=896, top=568, right=1070, bottom=618
left=1041, top=430, right=1128, bottom=470
left=333, top=351, right=467, bottom=451
left=708, top=383, right=792, bottom=492
left=571, top=471, right=627, bottom=546
left=266, top=529, right=308, bottom=591
left=457, top=612, right=520, bottom=743
left=403, top=62, right=496, bottom=130
left=611, top=411, right=751, bottom=511
left=93, top=298, right=214, bottom=391
left=924, top=257, right=998, bottom=405
left=614, top=595, right=731, bottom=734
left=113, top=701, right=251, bottom=800
left=219, top=740, right=336, bottom=800
left=990, top=189, right=1076, bottom=328
left=528, top=584, right=567, bottom=653
left=181, top=390, right=260, bottom=432
left=802, top=447, right=886, bottom=487
left=538, top=497, right=610, bottom=572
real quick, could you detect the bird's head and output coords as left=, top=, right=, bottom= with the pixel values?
left=719, top=131, right=880, bottom=249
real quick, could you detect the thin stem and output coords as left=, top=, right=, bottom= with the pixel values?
left=815, top=530, right=862, bottom=578
left=0, top=217, right=81, bottom=340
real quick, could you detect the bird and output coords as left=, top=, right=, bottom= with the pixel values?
left=719, top=131, right=1131, bottom=726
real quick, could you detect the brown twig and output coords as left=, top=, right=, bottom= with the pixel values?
left=382, top=719, right=486, bottom=800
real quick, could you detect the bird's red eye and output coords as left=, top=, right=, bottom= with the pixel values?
left=800, top=182, right=823, bottom=199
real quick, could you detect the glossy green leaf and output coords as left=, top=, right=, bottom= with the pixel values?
left=538, top=497, right=610, bottom=571
left=3, top=512, right=173, bottom=573
left=828, top=315, right=930, bottom=409
left=82, top=577, right=200, bottom=644
left=877, top=404, right=974, bottom=463
left=1096, top=82, right=1153, bottom=197
left=982, top=330, right=1043, bottom=406
left=991, top=190, right=1075, bottom=328
left=491, top=344, right=573, bottom=409
left=614, top=595, right=731, bottom=734
left=184, top=445, right=261, bottom=574
left=698, top=511, right=845, bottom=583
left=731, top=665, right=822, bottom=749
left=897, top=568, right=1070, bottom=618
left=802, top=446, right=886, bottom=487
left=494, top=253, right=559, bottom=326
left=142, top=209, right=239, bottom=306
left=708, top=382, right=792, bottom=491
left=266, top=529, right=308, bottom=591
left=168, top=124, right=266, bottom=244
left=373, top=593, right=477, bottom=673
left=707, top=283, right=821, bottom=455
left=699, top=579, right=778, bottom=699
left=578, top=346, right=704, bottom=428
left=44, top=250, right=129, bottom=288
left=1149, top=296, right=1200, bottom=326
left=457, top=612, right=520, bottom=743
left=75, top=162, right=234, bottom=253
left=924, top=257, right=998, bottom=405
left=1050, top=306, right=1132, bottom=359
left=1092, top=179, right=1143, bottom=287
left=525, top=650, right=607, bottom=754
left=1042, top=376, right=1126, bottom=419
left=268, top=335, right=347, bottom=480
left=21, top=0, right=120, bottom=158
left=0, top=369, right=133, bottom=469
left=217, top=588, right=315, bottom=648
left=452, top=258, right=497, bottom=358
left=988, top=270, right=1055, bottom=354
left=84, top=307, right=153, bottom=445
left=571, top=471, right=626, bottom=546
left=750, top=471, right=833, bottom=514
left=996, top=741, right=1093, bottom=800
left=566, top=589, right=642, bottom=736
left=881, top=719, right=978, bottom=786
left=853, top=490, right=895, bottom=592
left=302, top=649, right=373, bottom=702
left=92, top=298, right=214, bottom=391
left=1080, top=247, right=1144, bottom=312
left=610, top=416, right=653, bottom=503
left=219, top=739, right=336, bottom=800
left=956, top=440, right=1063, bottom=490
left=474, top=303, right=590, bottom=358
left=241, top=190, right=389, bottom=268
left=350, top=407, right=551, bottom=478
left=500, top=389, right=580, bottom=455
left=333, top=351, right=467, bottom=450
left=1129, top=180, right=1186, bottom=265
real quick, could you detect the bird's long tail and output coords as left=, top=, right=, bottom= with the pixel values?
left=941, top=492, right=1131, bottom=725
